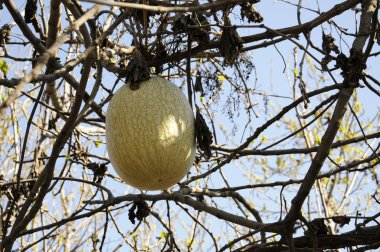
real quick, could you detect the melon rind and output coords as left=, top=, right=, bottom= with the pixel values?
left=106, top=77, right=195, bottom=190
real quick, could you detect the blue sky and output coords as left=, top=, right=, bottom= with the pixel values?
left=1, top=0, right=379, bottom=250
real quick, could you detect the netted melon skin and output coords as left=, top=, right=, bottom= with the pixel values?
left=106, top=77, right=195, bottom=190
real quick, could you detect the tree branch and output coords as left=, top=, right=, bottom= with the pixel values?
left=283, top=0, right=377, bottom=231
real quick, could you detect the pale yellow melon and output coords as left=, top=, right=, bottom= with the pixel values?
left=106, top=77, right=195, bottom=190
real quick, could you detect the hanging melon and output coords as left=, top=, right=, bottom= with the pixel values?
left=106, top=77, right=195, bottom=190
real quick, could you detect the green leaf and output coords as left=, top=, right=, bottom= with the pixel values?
left=339, top=124, right=347, bottom=133
left=200, top=96, right=205, bottom=103
left=276, top=156, right=286, bottom=170
left=160, top=231, right=168, bottom=239
left=315, top=135, right=321, bottom=145
left=94, top=140, right=102, bottom=148
left=186, top=238, right=192, bottom=246
left=0, top=59, right=8, bottom=75
left=321, top=177, right=329, bottom=187
left=58, top=236, right=64, bottom=245
left=293, top=69, right=299, bottom=78
left=260, top=135, right=267, bottom=143
left=131, top=233, right=138, bottom=239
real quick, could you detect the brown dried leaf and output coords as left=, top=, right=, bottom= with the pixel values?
left=195, top=110, right=213, bottom=158
left=332, top=216, right=351, bottom=227
left=337, top=49, right=366, bottom=86
left=322, top=33, right=340, bottom=54
left=304, top=218, right=329, bottom=236
left=173, top=13, right=210, bottom=44
left=24, top=0, right=37, bottom=23
left=241, top=2, right=263, bottom=23
left=124, top=49, right=151, bottom=89
left=129, top=201, right=150, bottom=224
left=194, top=71, right=204, bottom=96
left=87, top=163, right=108, bottom=184
left=219, top=26, right=243, bottom=65
left=0, top=24, right=11, bottom=47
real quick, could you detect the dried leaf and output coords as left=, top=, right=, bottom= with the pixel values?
left=335, top=53, right=348, bottom=69
left=124, top=49, right=151, bottom=89
left=0, top=24, right=11, bottom=47
left=128, top=203, right=137, bottom=224
left=194, top=71, right=204, bottom=96
left=135, top=201, right=150, bottom=220
left=337, top=49, right=366, bottom=86
left=87, top=163, right=107, bottom=183
left=322, top=33, right=340, bottom=54
left=219, top=25, right=243, bottom=65
left=24, top=0, right=37, bottom=23
left=195, top=110, right=213, bottom=158
left=332, top=216, right=351, bottom=227
left=172, top=13, right=210, bottom=44
left=241, top=2, right=263, bottom=23
left=304, top=218, right=329, bottom=236
left=129, top=201, right=150, bottom=224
